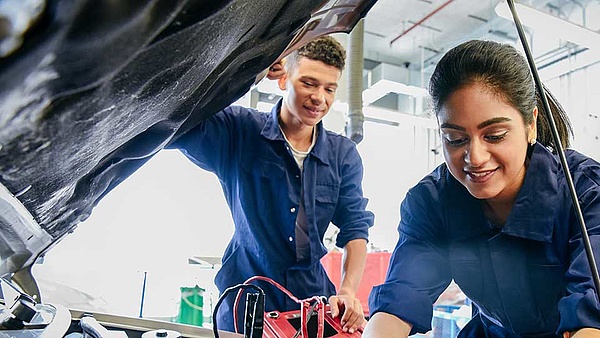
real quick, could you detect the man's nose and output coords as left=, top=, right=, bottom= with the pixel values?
left=311, top=87, right=325, bottom=103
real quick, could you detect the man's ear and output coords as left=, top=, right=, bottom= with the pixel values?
left=277, top=74, right=287, bottom=91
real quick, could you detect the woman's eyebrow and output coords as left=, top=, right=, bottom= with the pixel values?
left=440, top=117, right=512, bottom=131
left=477, top=117, right=511, bottom=129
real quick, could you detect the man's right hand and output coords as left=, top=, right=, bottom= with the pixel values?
left=267, top=59, right=286, bottom=80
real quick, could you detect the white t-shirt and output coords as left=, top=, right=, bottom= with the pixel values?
left=280, top=126, right=317, bottom=171
left=280, top=126, right=317, bottom=261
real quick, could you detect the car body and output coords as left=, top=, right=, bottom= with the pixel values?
left=0, top=1, right=376, bottom=335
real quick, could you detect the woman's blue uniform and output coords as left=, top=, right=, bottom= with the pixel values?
left=369, top=143, right=600, bottom=337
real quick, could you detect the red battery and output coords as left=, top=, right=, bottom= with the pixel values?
left=263, top=305, right=362, bottom=338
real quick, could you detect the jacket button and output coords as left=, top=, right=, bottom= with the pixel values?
left=288, top=237, right=293, bottom=242
left=290, top=207, right=296, bottom=213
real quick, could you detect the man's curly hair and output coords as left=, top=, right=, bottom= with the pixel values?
left=286, top=35, right=346, bottom=72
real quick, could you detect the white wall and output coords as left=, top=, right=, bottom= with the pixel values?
left=33, top=150, right=234, bottom=320
left=358, top=119, right=441, bottom=251
left=545, top=64, right=600, bottom=161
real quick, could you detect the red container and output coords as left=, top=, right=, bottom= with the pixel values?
left=320, top=252, right=391, bottom=316
left=263, top=305, right=362, bottom=338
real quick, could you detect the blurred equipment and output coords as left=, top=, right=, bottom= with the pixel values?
left=0, top=273, right=241, bottom=338
left=79, top=314, right=128, bottom=337
left=68, top=309, right=243, bottom=338
left=0, top=301, right=72, bottom=338
left=177, top=286, right=206, bottom=327
left=141, top=329, right=182, bottom=338
left=263, top=305, right=362, bottom=338
left=214, top=276, right=362, bottom=338
left=0, top=279, right=72, bottom=337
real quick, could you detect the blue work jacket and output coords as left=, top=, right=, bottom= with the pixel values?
left=368, top=143, right=600, bottom=337
left=170, top=101, right=374, bottom=330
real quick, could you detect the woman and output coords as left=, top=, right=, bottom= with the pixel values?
left=363, top=40, right=600, bottom=337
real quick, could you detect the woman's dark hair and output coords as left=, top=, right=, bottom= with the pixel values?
left=428, top=39, right=572, bottom=149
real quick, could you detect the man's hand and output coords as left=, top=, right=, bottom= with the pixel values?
left=253, top=59, right=286, bottom=85
left=328, top=293, right=367, bottom=334
left=267, top=59, right=286, bottom=80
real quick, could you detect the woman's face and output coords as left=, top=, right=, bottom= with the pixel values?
left=438, top=83, right=537, bottom=204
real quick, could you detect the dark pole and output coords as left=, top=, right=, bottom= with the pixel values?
left=505, top=0, right=600, bottom=302
left=139, top=271, right=147, bottom=318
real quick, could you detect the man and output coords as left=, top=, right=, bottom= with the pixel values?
left=169, top=35, right=374, bottom=334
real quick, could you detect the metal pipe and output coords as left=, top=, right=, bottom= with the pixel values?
left=346, top=18, right=365, bottom=144
left=390, top=0, right=455, bottom=46
left=570, top=0, right=587, bottom=27
left=139, top=271, right=147, bottom=318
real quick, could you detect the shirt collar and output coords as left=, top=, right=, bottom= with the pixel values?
left=446, top=143, right=560, bottom=243
left=501, top=143, right=559, bottom=242
left=260, top=99, right=330, bottom=165
left=260, top=100, right=286, bottom=141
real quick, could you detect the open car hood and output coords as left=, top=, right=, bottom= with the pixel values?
left=0, top=0, right=378, bottom=291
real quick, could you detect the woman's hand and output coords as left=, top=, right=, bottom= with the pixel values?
left=362, top=312, right=412, bottom=338
left=566, top=328, right=600, bottom=337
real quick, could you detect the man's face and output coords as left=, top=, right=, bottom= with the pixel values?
left=438, top=82, right=537, bottom=205
left=278, top=57, right=341, bottom=128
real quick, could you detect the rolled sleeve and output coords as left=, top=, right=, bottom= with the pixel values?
left=558, top=289, right=600, bottom=333
left=369, top=281, right=434, bottom=335
left=368, top=180, right=451, bottom=335
left=333, top=144, right=374, bottom=247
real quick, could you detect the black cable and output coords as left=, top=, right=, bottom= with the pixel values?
left=212, top=284, right=265, bottom=338
left=291, top=301, right=318, bottom=338
left=505, top=0, right=600, bottom=302
left=244, top=292, right=264, bottom=338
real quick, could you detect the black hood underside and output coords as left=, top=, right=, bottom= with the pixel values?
left=0, top=0, right=377, bottom=278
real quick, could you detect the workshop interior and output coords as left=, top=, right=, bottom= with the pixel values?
left=1, top=0, right=600, bottom=337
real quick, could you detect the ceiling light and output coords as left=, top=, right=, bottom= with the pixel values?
left=494, top=2, right=600, bottom=49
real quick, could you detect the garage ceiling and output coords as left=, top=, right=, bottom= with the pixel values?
left=361, top=0, right=600, bottom=74
left=253, top=0, right=600, bottom=119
